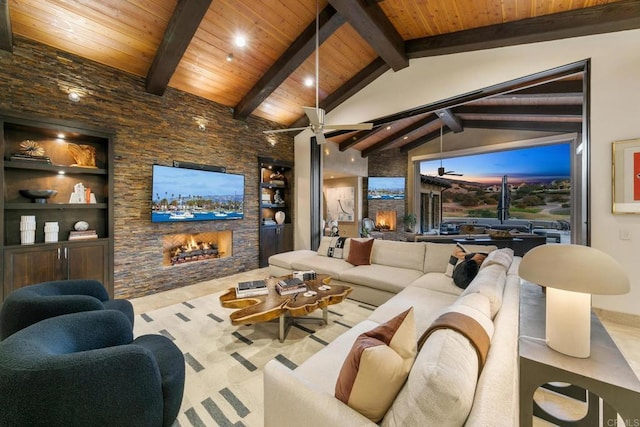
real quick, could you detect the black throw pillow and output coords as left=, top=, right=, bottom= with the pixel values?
left=452, top=255, right=480, bottom=289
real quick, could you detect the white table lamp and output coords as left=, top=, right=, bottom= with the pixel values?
left=519, top=244, right=629, bottom=358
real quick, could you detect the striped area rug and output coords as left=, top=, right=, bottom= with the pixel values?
left=134, top=291, right=375, bottom=427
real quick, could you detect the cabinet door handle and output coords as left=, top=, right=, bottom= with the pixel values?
left=64, top=247, right=68, bottom=259
left=57, top=247, right=61, bottom=259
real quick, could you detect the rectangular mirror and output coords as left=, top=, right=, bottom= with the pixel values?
left=612, top=138, right=640, bottom=214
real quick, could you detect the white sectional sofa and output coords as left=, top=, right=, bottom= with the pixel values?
left=264, top=237, right=521, bottom=426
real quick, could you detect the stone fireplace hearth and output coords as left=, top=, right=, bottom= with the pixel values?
left=163, top=231, right=232, bottom=266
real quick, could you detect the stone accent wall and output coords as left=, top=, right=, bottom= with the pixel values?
left=366, top=148, right=409, bottom=239
left=0, top=37, right=294, bottom=298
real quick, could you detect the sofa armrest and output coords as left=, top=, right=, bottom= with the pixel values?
left=264, top=360, right=375, bottom=427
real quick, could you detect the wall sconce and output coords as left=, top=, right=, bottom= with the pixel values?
left=193, top=116, right=208, bottom=131
left=519, top=244, right=629, bottom=358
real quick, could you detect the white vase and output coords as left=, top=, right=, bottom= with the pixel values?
left=275, top=211, right=285, bottom=225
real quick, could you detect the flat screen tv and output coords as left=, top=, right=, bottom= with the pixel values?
left=151, top=164, right=244, bottom=222
left=367, top=177, right=405, bottom=200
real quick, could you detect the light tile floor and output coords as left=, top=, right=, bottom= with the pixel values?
left=130, top=269, right=640, bottom=425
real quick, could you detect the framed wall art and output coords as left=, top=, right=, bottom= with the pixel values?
left=612, top=138, right=640, bottom=214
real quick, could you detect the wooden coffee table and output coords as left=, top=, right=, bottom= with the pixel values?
left=219, top=274, right=352, bottom=342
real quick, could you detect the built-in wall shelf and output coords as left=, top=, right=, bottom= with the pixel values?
left=4, top=161, right=108, bottom=175
left=1, top=112, right=115, bottom=301
left=4, top=203, right=108, bottom=210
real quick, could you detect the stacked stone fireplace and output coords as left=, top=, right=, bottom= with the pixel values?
left=163, top=231, right=232, bottom=266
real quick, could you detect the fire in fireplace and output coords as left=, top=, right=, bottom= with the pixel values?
left=170, top=236, right=219, bottom=265
left=375, top=211, right=397, bottom=231
left=163, top=231, right=232, bottom=266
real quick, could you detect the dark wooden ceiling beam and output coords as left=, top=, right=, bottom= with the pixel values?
left=437, top=109, right=463, bottom=133
left=406, top=0, right=640, bottom=59
left=361, top=115, right=437, bottom=157
left=234, top=6, right=344, bottom=120
left=455, top=105, right=583, bottom=117
left=337, top=126, right=386, bottom=151
left=400, top=127, right=452, bottom=153
left=463, top=120, right=582, bottom=133
left=328, top=0, right=408, bottom=71
left=0, top=0, right=12, bottom=52
left=506, top=80, right=583, bottom=97
left=145, top=0, right=211, bottom=96
left=290, top=57, right=389, bottom=129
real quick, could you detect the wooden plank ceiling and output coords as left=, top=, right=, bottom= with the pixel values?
left=2, top=0, right=639, bottom=154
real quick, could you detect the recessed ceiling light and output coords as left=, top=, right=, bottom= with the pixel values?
left=57, top=133, right=65, bottom=139
left=226, top=53, right=234, bottom=62
left=234, top=35, right=247, bottom=48
left=403, top=136, right=408, bottom=140
left=386, top=125, right=392, bottom=130
left=304, top=77, right=314, bottom=87
left=68, top=91, right=80, bottom=102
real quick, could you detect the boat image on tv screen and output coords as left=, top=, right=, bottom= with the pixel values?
left=151, top=164, right=244, bottom=222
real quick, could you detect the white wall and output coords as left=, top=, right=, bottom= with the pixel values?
left=295, top=29, right=640, bottom=315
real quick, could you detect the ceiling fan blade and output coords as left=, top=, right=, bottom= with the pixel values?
left=314, top=131, right=327, bottom=145
left=303, top=106, right=324, bottom=127
left=323, top=123, right=373, bottom=131
left=445, top=171, right=463, bottom=176
left=263, top=127, right=309, bottom=134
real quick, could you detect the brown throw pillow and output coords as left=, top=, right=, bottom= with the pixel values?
left=335, top=307, right=416, bottom=422
left=346, top=238, right=374, bottom=266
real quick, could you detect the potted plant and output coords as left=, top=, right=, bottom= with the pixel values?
left=403, top=213, right=417, bottom=232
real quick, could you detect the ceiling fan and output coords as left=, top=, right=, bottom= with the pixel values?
left=263, top=0, right=373, bottom=144
left=436, top=117, right=463, bottom=177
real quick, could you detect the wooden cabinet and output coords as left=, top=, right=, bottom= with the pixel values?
left=3, top=240, right=109, bottom=297
left=259, top=224, right=292, bottom=267
left=0, top=113, right=114, bottom=301
left=259, top=157, right=293, bottom=267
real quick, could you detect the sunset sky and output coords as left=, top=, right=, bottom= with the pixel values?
left=420, top=143, right=571, bottom=184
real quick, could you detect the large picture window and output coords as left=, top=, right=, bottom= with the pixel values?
left=418, top=142, right=573, bottom=242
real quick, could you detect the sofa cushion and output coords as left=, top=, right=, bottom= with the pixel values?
left=480, top=247, right=514, bottom=270
left=408, top=273, right=463, bottom=296
left=368, top=286, right=458, bottom=336
left=381, top=327, right=480, bottom=427
left=269, top=250, right=317, bottom=270
left=290, top=256, right=355, bottom=278
left=339, top=264, right=424, bottom=294
left=461, top=263, right=507, bottom=319
left=417, top=294, right=494, bottom=374
left=370, top=240, right=426, bottom=271
left=335, top=308, right=416, bottom=422
left=424, top=242, right=497, bottom=274
left=346, top=239, right=374, bottom=266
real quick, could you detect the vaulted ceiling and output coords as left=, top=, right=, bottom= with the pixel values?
left=1, top=0, right=638, bottom=154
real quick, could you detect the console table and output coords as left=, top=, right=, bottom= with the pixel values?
left=519, top=282, right=640, bottom=426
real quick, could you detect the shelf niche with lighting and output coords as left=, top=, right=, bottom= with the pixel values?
left=258, top=156, right=293, bottom=267
left=0, top=112, right=114, bottom=301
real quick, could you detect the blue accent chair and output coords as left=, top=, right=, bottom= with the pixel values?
left=0, top=309, right=185, bottom=426
left=0, top=279, right=134, bottom=340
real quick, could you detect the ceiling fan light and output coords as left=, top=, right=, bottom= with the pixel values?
left=304, top=77, right=314, bottom=87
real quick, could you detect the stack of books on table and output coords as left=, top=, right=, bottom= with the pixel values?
left=68, top=230, right=98, bottom=240
left=235, top=280, right=268, bottom=297
left=275, top=278, right=307, bottom=295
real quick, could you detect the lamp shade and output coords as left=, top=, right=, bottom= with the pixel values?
left=518, top=244, right=629, bottom=295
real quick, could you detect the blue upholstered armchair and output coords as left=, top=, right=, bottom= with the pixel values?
left=0, top=279, right=134, bottom=340
left=0, top=309, right=185, bottom=426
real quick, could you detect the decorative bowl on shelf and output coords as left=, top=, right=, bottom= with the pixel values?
left=487, top=229, right=514, bottom=239
left=19, top=189, right=58, bottom=204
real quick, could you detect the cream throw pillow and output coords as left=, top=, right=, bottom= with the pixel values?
left=335, top=307, right=416, bottom=422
